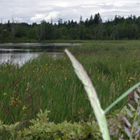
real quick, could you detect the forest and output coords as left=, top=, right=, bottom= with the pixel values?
left=0, top=13, right=140, bottom=43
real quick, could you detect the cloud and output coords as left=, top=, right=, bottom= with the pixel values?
left=0, top=0, right=140, bottom=24
left=30, top=14, right=46, bottom=23
left=30, top=11, right=60, bottom=23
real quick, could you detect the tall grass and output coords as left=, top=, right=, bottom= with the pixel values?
left=0, top=40, right=140, bottom=128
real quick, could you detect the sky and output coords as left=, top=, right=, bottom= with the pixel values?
left=0, top=0, right=140, bottom=24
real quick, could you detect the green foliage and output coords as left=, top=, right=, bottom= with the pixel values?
left=1, top=14, right=140, bottom=42
left=0, top=109, right=101, bottom=139
left=107, top=86, right=140, bottom=140
left=0, top=41, right=140, bottom=139
left=0, top=90, right=139, bottom=140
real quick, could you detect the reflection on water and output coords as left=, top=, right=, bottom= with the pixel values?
left=0, top=43, right=81, bottom=47
left=0, top=51, right=63, bottom=67
left=0, top=43, right=81, bottom=67
left=0, top=48, right=30, bottom=52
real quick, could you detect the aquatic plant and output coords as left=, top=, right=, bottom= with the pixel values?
left=65, top=49, right=140, bottom=140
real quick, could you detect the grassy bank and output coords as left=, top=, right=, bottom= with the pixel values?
left=0, top=40, right=140, bottom=128
left=2, top=38, right=136, bottom=44
left=2, top=38, right=86, bottom=43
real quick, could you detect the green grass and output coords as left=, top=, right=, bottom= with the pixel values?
left=0, top=40, right=140, bottom=128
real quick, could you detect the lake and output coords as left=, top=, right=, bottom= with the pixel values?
left=0, top=43, right=81, bottom=67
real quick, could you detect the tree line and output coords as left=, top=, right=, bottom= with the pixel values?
left=0, top=13, right=140, bottom=43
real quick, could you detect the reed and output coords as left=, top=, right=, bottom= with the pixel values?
left=0, top=40, right=140, bottom=139
left=65, top=48, right=140, bottom=139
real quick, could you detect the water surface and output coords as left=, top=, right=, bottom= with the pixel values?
left=0, top=43, right=81, bottom=66
left=0, top=43, right=78, bottom=66
left=0, top=43, right=81, bottom=47
left=0, top=51, right=63, bottom=67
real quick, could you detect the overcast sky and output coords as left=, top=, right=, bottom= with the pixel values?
left=0, top=0, right=140, bottom=24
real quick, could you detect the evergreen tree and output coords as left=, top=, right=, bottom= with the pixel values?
left=94, top=13, right=102, bottom=24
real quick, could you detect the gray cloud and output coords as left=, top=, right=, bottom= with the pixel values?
left=0, top=0, right=140, bottom=24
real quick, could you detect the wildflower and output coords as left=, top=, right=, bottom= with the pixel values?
left=11, top=100, right=15, bottom=103
left=22, top=105, right=27, bottom=110
left=3, top=93, right=6, bottom=95
left=130, top=77, right=135, bottom=80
